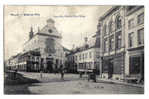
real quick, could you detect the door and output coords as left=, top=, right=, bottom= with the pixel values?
left=47, top=61, right=53, bottom=73
left=108, top=60, right=113, bottom=79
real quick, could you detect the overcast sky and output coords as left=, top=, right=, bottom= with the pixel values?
left=4, top=5, right=112, bottom=60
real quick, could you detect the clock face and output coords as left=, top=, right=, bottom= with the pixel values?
left=48, top=29, right=53, bottom=33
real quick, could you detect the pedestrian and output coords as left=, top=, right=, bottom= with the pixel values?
left=93, top=69, right=97, bottom=82
left=60, top=65, right=65, bottom=80
left=54, top=64, right=57, bottom=75
left=40, top=70, right=43, bottom=79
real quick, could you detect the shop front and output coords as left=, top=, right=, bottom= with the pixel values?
left=102, top=53, right=125, bottom=80
left=128, top=47, right=144, bottom=82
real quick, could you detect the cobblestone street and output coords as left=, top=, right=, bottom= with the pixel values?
left=4, top=72, right=144, bottom=94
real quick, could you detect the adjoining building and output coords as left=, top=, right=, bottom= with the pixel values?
left=5, top=53, right=21, bottom=71
left=66, top=34, right=101, bottom=75
left=97, top=6, right=144, bottom=82
left=6, top=18, right=70, bottom=73
left=98, top=6, right=125, bottom=80
left=17, top=50, right=41, bottom=72
left=125, top=6, right=144, bottom=82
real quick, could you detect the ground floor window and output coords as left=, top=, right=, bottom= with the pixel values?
left=102, top=55, right=123, bottom=74
left=129, top=55, right=144, bottom=74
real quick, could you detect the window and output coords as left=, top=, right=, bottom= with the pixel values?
left=70, top=56, right=72, bottom=61
left=96, top=52, right=100, bottom=58
left=95, top=38, right=100, bottom=48
left=115, top=15, right=122, bottom=29
left=128, top=32, right=134, bottom=47
left=79, top=54, right=81, bottom=60
left=103, top=24, right=107, bottom=36
left=73, top=56, right=75, bottom=61
left=86, top=53, right=88, bottom=59
left=109, top=35, right=114, bottom=51
left=89, top=52, right=92, bottom=58
left=75, top=56, right=77, bottom=61
left=129, top=56, right=141, bottom=74
left=138, top=28, right=144, bottom=45
left=138, top=13, right=144, bottom=25
left=48, top=29, right=53, bottom=33
left=32, top=57, right=34, bottom=60
left=82, top=53, right=84, bottom=60
left=104, top=38, right=108, bottom=52
left=84, top=53, right=86, bottom=59
left=108, top=21, right=113, bottom=33
left=97, top=29, right=101, bottom=35
left=61, top=53, right=63, bottom=58
left=116, top=32, right=122, bottom=49
left=128, top=19, right=134, bottom=29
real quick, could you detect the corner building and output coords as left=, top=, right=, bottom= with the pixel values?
left=98, top=6, right=144, bottom=82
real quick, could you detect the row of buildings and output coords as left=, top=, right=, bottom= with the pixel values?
left=5, top=6, right=144, bottom=82
left=66, top=6, right=144, bottom=82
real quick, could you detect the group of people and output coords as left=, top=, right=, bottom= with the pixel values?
left=40, top=65, right=65, bottom=80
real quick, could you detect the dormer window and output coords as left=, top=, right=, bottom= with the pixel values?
left=48, top=29, right=53, bottom=33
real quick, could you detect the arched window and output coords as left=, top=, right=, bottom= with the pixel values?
left=97, top=23, right=101, bottom=35
left=115, top=15, right=122, bottom=29
left=103, top=24, right=107, bottom=36
left=108, top=21, right=113, bottom=33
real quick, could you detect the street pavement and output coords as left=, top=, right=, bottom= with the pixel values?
left=4, top=72, right=144, bottom=94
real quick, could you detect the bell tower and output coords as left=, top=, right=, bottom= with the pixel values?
left=47, top=18, right=55, bottom=27
left=29, top=26, right=34, bottom=40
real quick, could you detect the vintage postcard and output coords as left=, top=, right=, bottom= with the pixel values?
left=4, top=5, right=144, bottom=94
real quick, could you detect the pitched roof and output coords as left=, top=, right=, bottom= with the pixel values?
left=63, top=47, right=71, bottom=52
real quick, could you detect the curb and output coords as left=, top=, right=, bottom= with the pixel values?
left=97, top=78, right=144, bottom=88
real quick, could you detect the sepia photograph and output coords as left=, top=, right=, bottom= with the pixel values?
left=4, top=5, right=144, bottom=94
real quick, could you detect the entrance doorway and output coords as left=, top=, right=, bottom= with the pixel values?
left=108, top=59, right=113, bottom=79
left=47, top=61, right=53, bottom=73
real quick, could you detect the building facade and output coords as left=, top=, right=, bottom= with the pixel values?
left=6, top=18, right=68, bottom=73
left=97, top=6, right=144, bottom=82
left=99, top=6, right=125, bottom=80
left=6, top=54, right=20, bottom=70
left=125, top=6, right=144, bottom=81
left=66, top=35, right=101, bottom=74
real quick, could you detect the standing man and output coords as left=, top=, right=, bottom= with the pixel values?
left=60, top=65, right=64, bottom=80
left=40, top=70, right=43, bottom=79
